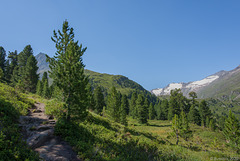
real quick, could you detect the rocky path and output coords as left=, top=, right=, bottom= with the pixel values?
left=19, top=102, right=81, bottom=161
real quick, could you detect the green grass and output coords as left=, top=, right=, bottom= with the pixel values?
left=44, top=97, right=239, bottom=160
left=0, top=82, right=39, bottom=160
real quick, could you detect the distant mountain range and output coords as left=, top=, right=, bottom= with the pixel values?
left=151, top=65, right=240, bottom=100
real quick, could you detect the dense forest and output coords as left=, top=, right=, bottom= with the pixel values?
left=0, top=21, right=240, bottom=160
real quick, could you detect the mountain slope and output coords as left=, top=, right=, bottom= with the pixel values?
left=35, top=53, right=155, bottom=98
left=151, top=66, right=240, bottom=99
left=198, top=65, right=240, bottom=99
left=35, top=52, right=50, bottom=78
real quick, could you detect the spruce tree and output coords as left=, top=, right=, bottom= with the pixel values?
left=8, top=51, right=18, bottom=72
left=42, top=71, right=48, bottom=84
left=0, top=68, right=3, bottom=80
left=47, top=20, right=89, bottom=121
left=168, top=89, right=186, bottom=120
left=4, top=60, right=11, bottom=81
left=120, top=95, right=128, bottom=126
left=188, top=105, right=201, bottom=125
left=18, top=45, right=33, bottom=77
left=129, top=92, right=137, bottom=118
left=0, top=46, right=6, bottom=74
left=161, top=99, right=169, bottom=120
left=23, top=55, right=39, bottom=93
left=155, top=101, right=161, bottom=120
left=199, top=100, right=212, bottom=127
left=137, top=94, right=147, bottom=124
left=107, top=86, right=121, bottom=122
left=36, top=80, right=43, bottom=96
left=172, top=114, right=180, bottom=145
left=7, top=50, right=18, bottom=81
left=144, top=98, right=149, bottom=119
left=149, top=102, right=155, bottom=120
left=11, top=66, right=19, bottom=86
left=94, top=86, right=105, bottom=114
left=42, top=80, right=50, bottom=98
left=223, top=110, right=240, bottom=153
left=179, top=110, right=192, bottom=141
left=87, top=84, right=95, bottom=111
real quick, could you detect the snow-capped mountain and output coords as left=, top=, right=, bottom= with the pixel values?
left=151, top=70, right=228, bottom=97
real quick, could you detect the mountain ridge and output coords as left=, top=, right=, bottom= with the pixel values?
left=151, top=65, right=240, bottom=99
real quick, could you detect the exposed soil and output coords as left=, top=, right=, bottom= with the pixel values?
left=19, top=102, right=81, bottom=161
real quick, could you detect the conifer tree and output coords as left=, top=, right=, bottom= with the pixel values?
left=4, top=60, right=11, bottom=81
left=23, top=55, right=39, bottom=93
left=18, top=45, right=33, bottom=77
left=199, top=100, right=212, bottom=127
left=144, top=98, right=149, bottom=118
left=107, top=86, right=121, bottom=122
left=137, top=94, right=147, bottom=124
left=0, top=68, right=3, bottom=80
left=172, top=114, right=180, bottom=145
left=155, top=101, right=161, bottom=120
left=42, top=71, right=48, bottom=84
left=11, top=66, right=19, bottom=86
left=161, top=99, right=169, bottom=120
left=94, top=86, right=105, bottom=114
left=189, top=91, right=197, bottom=106
left=179, top=110, right=192, bottom=141
left=129, top=92, right=137, bottom=118
left=188, top=105, right=201, bottom=125
left=7, top=50, right=18, bottom=81
left=8, top=51, right=18, bottom=72
left=47, top=20, right=89, bottom=121
left=120, top=94, right=128, bottom=126
left=209, top=118, right=216, bottom=131
left=168, top=89, right=187, bottom=120
left=87, top=84, right=95, bottom=111
left=42, top=80, right=50, bottom=98
left=0, top=46, right=6, bottom=74
left=206, top=117, right=210, bottom=128
left=36, top=80, right=43, bottom=96
left=149, top=102, right=156, bottom=120
left=223, top=110, right=240, bottom=153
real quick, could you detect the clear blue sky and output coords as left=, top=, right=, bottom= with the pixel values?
left=1, top=0, right=240, bottom=90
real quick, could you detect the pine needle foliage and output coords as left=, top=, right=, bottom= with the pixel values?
left=47, top=20, right=89, bottom=121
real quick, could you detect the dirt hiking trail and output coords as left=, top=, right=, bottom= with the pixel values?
left=19, top=102, right=81, bottom=161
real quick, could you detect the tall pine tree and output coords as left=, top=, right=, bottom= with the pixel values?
left=23, top=55, right=39, bottom=93
left=137, top=94, right=147, bottom=124
left=120, top=94, right=128, bottom=126
left=47, top=20, right=89, bottom=121
left=149, top=102, right=156, bottom=120
left=223, top=110, right=240, bottom=153
left=199, top=100, right=212, bottom=127
left=129, top=92, right=137, bottom=118
left=107, top=86, right=121, bottom=122
left=0, top=46, right=6, bottom=75
left=94, top=86, right=105, bottom=114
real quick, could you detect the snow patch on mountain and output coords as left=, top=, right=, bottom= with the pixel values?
left=151, top=74, right=220, bottom=96
left=186, top=75, right=219, bottom=89
left=151, top=88, right=163, bottom=96
left=164, top=83, right=183, bottom=95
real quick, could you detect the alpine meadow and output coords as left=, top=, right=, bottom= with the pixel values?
left=1, top=1, right=240, bottom=161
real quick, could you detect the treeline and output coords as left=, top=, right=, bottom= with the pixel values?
left=0, top=45, right=39, bottom=92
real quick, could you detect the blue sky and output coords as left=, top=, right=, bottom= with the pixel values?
left=1, top=0, right=240, bottom=90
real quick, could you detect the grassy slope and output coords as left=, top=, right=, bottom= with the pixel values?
left=198, top=68, right=240, bottom=99
left=43, top=98, right=239, bottom=161
left=0, top=83, right=39, bottom=160
left=85, top=69, right=147, bottom=96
